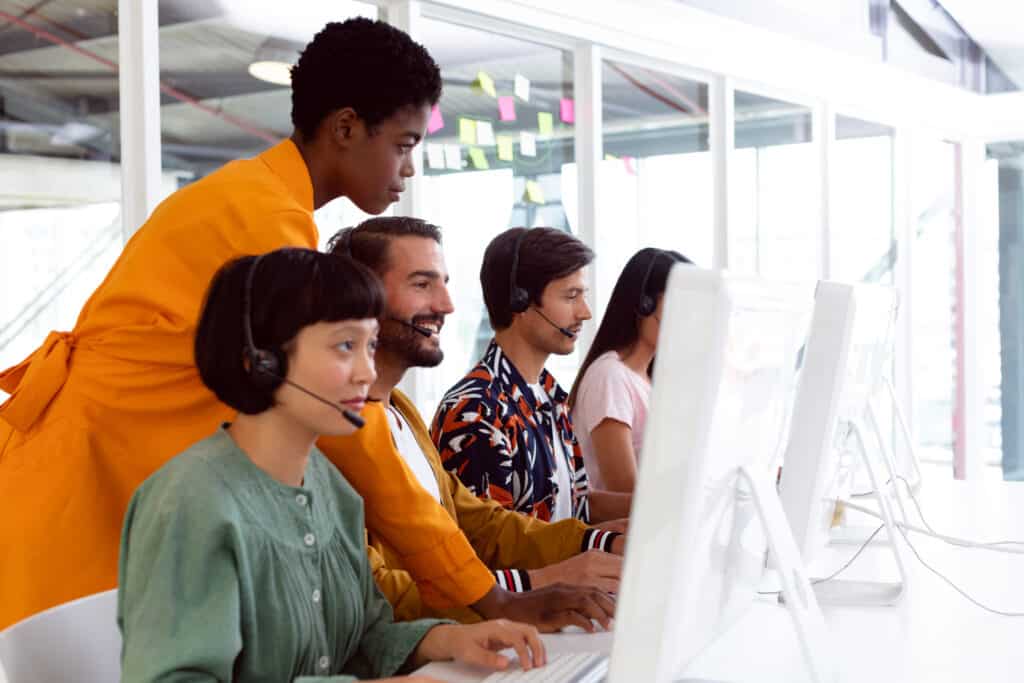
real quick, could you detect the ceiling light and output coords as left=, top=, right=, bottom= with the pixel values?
left=248, top=38, right=300, bottom=86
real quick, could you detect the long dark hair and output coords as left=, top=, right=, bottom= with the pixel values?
left=568, top=247, right=691, bottom=408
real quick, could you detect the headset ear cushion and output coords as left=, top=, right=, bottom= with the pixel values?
left=248, top=347, right=286, bottom=389
left=509, top=286, right=530, bottom=314
left=636, top=295, right=656, bottom=318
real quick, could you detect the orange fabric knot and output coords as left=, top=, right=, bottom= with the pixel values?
left=0, top=331, right=77, bottom=433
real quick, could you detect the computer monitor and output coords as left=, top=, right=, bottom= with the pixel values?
left=609, top=267, right=833, bottom=682
left=776, top=281, right=907, bottom=605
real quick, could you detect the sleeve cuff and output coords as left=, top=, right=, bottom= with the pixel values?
left=581, top=528, right=621, bottom=553
left=492, top=569, right=532, bottom=592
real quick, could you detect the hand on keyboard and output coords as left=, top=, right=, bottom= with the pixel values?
left=416, top=619, right=546, bottom=672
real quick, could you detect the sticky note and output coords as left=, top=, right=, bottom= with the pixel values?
left=473, top=70, right=497, bottom=98
left=537, top=112, right=554, bottom=137
left=444, top=144, right=462, bottom=170
left=497, top=136, right=514, bottom=162
left=514, top=73, right=530, bottom=102
left=560, top=98, right=575, bottom=124
left=458, top=118, right=477, bottom=145
left=427, top=104, right=444, bottom=134
left=604, top=153, right=618, bottom=161
left=498, top=96, right=516, bottom=122
left=520, top=131, right=537, bottom=157
left=426, top=143, right=445, bottom=170
left=523, top=179, right=545, bottom=204
left=468, top=147, right=489, bottom=170
left=476, top=120, right=495, bottom=146
left=623, top=156, right=636, bottom=175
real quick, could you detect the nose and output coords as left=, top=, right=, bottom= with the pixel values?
left=436, top=282, right=455, bottom=316
left=577, top=297, right=592, bottom=322
left=401, top=152, right=415, bottom=179
left=353, top=345, right=377, bottom=387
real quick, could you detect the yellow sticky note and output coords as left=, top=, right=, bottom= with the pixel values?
left=459, top=118, right=477, bottom=145
left=537, top=111, right=554, bottom=137
left=604, top=153, right=618, bottom=161
left=497, top=136, right=514, bottom=162
left=472, top=70, right=497, bottom=98
left=524, top=179, right=545, bottom=204
left=468, top=147, right=490, bottom=170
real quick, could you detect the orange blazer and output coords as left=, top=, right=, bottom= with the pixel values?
left=0, top=140, right=493, bottom=630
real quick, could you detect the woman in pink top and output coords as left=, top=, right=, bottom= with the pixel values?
left=569, top=248, right=691, bottom=492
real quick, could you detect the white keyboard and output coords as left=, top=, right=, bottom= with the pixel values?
left=481, top=651, right=608, bottom=683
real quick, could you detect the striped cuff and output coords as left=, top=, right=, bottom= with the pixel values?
left=493, top=569, right=532, bottom=592
left=581, top=528, right=621, bottom=553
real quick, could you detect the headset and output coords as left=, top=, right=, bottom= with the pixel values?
left=636, top=250, right=664, bottom=318
left=334, top=227, right=433, bottom=338
left=242, top=254, right=365, bottom=428
left=508, top=228, right=576, bottom=339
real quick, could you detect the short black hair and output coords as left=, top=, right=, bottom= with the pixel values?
left=480, top=227, right=595, bottom=330
left=195, top=247, right=384, bottom=415
left=327, top=217, right=442, bottom=276
left=290, top=18, right=442, bottom=139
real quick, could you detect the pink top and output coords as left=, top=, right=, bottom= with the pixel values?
left=572, top=351, right=651, bottom=490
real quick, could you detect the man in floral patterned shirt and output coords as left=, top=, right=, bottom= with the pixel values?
left=432, top=227, right=632, bottom=524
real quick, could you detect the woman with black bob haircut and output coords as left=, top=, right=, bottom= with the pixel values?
left=569, top=248, right=692, bottom=494
left=118, top=247, right=546, bottom=682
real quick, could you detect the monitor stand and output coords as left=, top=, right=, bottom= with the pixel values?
left=813, top=416, right=909, bottom=606
left=725, top=466, right=837, bottom=683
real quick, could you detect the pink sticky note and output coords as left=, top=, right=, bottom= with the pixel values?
left=427, top=104, right=444, bottom=134
left=559, top=98, right=575, bottom=124
left=623, top=155, right=636, bottom=175
left=498, top=96, right=516, bottom=122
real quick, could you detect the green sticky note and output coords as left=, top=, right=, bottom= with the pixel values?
left=473, top=70, right=497, bottom=98
left=537, top=111, right=554, bottom=137
left=497, top=136, right=515, bottom=162
left=523, top=179, right=545, bottom=204
left=468, top=146, right=490, bottom=170
left=604, top=153, right=618, bottom=161
left=458, top=118, right=477, bottom=145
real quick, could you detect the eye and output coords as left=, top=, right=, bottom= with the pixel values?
left=369, top=338, right=379, bottom=354
left=413, top=280, right=430, bottom=290
left=337, top=340, right=355, bottom=352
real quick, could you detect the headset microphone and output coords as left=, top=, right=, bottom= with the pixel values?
left=532, top=307, right=576, bottom=339
left=389, top=317, right=434, bottom=338
left=271, top=372, right=367, bottom=429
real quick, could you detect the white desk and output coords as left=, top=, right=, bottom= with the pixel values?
left=418, top=474, right=1024, bottom=682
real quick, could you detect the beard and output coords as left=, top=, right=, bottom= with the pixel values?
left=379, top=314, right=445, bottom=368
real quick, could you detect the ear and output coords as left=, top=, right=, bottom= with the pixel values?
left=328, top=107, right=363, bottom=147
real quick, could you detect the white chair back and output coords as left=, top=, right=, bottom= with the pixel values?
left=0, top=590, right=120, bottom=683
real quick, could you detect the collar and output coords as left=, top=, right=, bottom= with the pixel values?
left=482, top=339, right=568, bottom=411
left=258, top=139, right=315, bottom=211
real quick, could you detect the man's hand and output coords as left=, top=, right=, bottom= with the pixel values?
left=472, top=584, right=615, bottom=632
left=528, top=550, right=621, bottom=593
left=415, top=620, right=546, bottom=672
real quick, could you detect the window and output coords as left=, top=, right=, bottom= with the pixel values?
left=415, top=18, right=576, bottom=414
left=156, top=0, right=382, bottom=251
left=0, top=1, right=122, bottom=374
left=730, top=91, right=817, bottom=279
left=910, top=139, right=958, bottom=465
left=597, top=59, right=711, bottom=314
left=983, top=141, right=1024, bottom=479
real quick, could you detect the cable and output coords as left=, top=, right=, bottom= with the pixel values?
left=840, top=498, right=1024, bottom=554
left=757, top=524, right=885, bottom=596
left=894, top=524, right=1024, bottom=618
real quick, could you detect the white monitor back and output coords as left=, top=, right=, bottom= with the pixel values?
left=609, top=268, right=812, bottom=683
left=778, top=281, right=899, bottom=563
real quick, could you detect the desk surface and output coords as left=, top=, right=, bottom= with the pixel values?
left=418, top=472, right=1024, bottom=682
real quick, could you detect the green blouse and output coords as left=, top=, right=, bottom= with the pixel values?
left=117, top=427, right=447, bottom=682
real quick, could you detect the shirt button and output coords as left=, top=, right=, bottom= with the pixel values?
left=312, top=589, right=321, bottom=603
left=296, top=494, right=308, bottom=506
left=318, top=655, right=330, bottom=670
left=304, top=533, right=316, bottom=547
